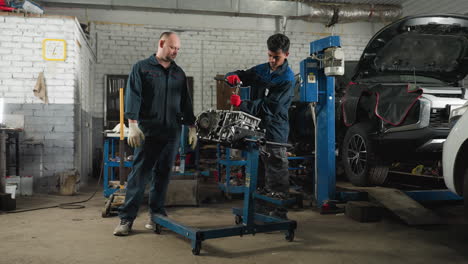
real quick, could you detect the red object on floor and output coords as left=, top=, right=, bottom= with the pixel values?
left=321, top=203, right=330, bottom=210
left=174, top=153, right=193, bottom=167
left=0, top=0, right=16, bottom=11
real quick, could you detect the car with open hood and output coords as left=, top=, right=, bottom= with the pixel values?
left=339, top=14, right=468, bottom=186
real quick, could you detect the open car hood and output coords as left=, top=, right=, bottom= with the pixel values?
left=353, top=14, right=468, bottom=83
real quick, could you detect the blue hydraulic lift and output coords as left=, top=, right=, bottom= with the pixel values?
left=299, top=36, right=340, bottom=208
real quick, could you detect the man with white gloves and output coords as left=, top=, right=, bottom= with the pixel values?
left=127, top=122, right=145, bottom=148
left=114, top=32, right=196, bottom=236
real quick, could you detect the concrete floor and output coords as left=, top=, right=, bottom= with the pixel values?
left=1, top=187, right=468, bottom=264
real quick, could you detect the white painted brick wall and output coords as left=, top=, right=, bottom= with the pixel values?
left=0, top=13, right=95, bottom=192
left=0, top=14, right=77, bottom=104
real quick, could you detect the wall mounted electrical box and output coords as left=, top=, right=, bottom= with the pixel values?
left=299, top=57, right=319, bottom=103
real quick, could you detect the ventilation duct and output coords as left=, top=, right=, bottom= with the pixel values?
left=296, top=3, right=402, bottom=26
left=39, top=0, right=403, bottom=25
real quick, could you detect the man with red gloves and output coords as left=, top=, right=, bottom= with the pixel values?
left=225, top=33, right=295, bottom=219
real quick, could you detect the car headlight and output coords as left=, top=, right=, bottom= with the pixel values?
left=450, top=105, right=468, bottom=119
left=449, top=105, right=468, bottom=127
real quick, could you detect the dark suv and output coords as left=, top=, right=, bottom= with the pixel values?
left=338, top=14, right=468, bottom=186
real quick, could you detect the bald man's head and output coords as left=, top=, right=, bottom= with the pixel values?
left=156, top=32, right=180, bottom=62
left=159, top=32, right=174, bottom=40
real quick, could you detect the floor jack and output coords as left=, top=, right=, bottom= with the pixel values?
left=153, top=139, right=297, bottom=255
left=102, top=88, right=127, bottom=217
left=102, top=188, right=126, bottom=217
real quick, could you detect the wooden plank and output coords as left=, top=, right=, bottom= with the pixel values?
left=366, top=187, right=442, bottom=225
left=337, top=183, right=442, bottom=225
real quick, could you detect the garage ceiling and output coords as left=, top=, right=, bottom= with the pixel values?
left=38, top=0, right=402, bottom=17
left=38, top=0, right=468, bottom=20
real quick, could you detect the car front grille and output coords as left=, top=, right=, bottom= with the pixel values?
left=428, top=93, right=462, bottom=99
left=429, top=108, right=449, bottom=128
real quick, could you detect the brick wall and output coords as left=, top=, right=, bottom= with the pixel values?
left=0, top=13, right=95, bottom=192
left=5, top=103, right=74, bottom=192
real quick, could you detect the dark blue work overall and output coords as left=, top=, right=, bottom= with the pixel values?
left=227, top=60, right=295, bottom=193
left=119, top=54, right=195, bottom=221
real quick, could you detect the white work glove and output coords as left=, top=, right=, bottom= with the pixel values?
left=110, top=123, right=128, bottom=136
left=188, top=126, right=198, bottom=150
left=127, top=122, right=145, bottom=148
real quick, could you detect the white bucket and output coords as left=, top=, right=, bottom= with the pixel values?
left=6, top=176, right=21, bottom=195
left=5, top=184, right=17, bottom=199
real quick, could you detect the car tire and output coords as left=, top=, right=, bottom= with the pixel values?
left=368, top=165, right=389, bottom=186
left=341, top=122, right=387, bottom=186
left=463, top=168, right=468, bottom=217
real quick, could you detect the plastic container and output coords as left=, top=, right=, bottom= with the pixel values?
left=5, top=184, right=17, bottom=199
left=6, top=176, right=21, bottom=195
left=20, top=175, right=33, bottom=196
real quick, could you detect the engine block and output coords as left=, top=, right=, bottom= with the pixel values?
left=196, top=110, right=264, bottom=145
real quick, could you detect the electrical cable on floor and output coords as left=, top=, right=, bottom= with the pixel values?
left=6, top=158, right=104, bottom=214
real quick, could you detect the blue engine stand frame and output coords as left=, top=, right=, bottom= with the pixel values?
left=153, top=140, right=297, bottom=255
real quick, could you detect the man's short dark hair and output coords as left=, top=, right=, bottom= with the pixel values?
left=267, top=33, right=290, bottom=53
left=160, top=31, right=174, bottom=40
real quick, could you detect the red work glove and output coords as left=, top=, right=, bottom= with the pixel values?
left=230, top=94, right=242, bottom=107
left=226, top=75, right=241, bottom=86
